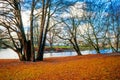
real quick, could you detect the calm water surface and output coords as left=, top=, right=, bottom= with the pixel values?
left=0, top=48, right=113, bottom=59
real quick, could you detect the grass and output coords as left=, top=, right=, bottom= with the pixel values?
left=0, top=54, right=120, bottom=80
left=45, top=45, right=98, bottom=51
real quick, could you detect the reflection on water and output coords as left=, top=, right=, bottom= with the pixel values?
left=0, top=48, right=113, bottom=59
left=44, top=51, right=77, bottom=58
left=44, top=49, right=113, bottom=58
left=0, top=48, right=18, bottom=59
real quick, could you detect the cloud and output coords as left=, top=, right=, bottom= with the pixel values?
left=60, top=2, right=86, bottom=18
left=21, top=8, right=41, bottom=29
left=21, top=10, right=30, bottom=28
left=78, top=23, right=92, bottom=35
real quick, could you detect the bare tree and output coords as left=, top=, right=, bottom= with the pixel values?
left=106, top=0, right=120, bottom=53
left=0, top=0, right=65, bottom=61
left=55, top=2, right=85, bottom=55
left=30, top=0, right=36, bottom=61
left=47, top=27, right=58, bottom=50
left=78, top=1, right=109, bottom=54
left=0, top=0, right=28, bottom=61
left=36, top=0, right=51, bottom=60
left=0, top=0, right=39, bottom=61
left=35, top=0, right=77, bottom=60
left=57, top=18, right=82, bottom=55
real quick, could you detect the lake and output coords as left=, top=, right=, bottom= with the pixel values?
left=0, top=48, right=113, bottom=59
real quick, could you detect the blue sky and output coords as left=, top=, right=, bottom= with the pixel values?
left=22, top=0, right=120, bottom=12
left=58, top=0, right=120, bottom=14
left=20, top=0, right=120, bottom=29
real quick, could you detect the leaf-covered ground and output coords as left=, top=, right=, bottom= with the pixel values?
left=0, top=54, right=120, bottom=80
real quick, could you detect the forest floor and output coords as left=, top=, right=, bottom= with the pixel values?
left=0, top=53, right=120, bottom=80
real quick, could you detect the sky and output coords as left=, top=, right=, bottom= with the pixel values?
left=21, top=0, right=120, bottom=27
left=20, top=0, right=120, bottom=40
left=1, top=0, right=120, bottom=32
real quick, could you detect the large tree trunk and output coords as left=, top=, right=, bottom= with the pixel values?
left=74, top=38, right=82, bottom=55
left=17, top=52, right=24, bottom=61
left=26, top=40, right=31, bottom=61
left=36, top=0, right=46, bottom=61
left=37, top=0, right=50, bottom=61
left=69, top=39, right=82, bottom=55
left=74, top=46, right=82, bottom=55
left=18, top=41, right=31, bottom=61
left=30, top=0, right=35, bottom=62
left=96, top=48, right=100, bottom=54
left=15, top=0, right=30, bottom=61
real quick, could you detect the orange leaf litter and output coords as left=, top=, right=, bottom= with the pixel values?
left=0, top=54, right=120, bottom=80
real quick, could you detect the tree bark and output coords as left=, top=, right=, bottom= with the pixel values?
left=30, top=0, right=35, bottom=62
left=37, top=0, right=50, bottom=61
left=69, top=39, right=82, bottom=55
left=36, top=0, right=46, bottom=61
left=96, top=47, right=100, bottom=54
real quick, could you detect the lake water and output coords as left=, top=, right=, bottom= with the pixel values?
left=0, top=48, right=113, bottom=59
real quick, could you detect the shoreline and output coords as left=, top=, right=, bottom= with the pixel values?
left=0, top=52, right=120, bottom=60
